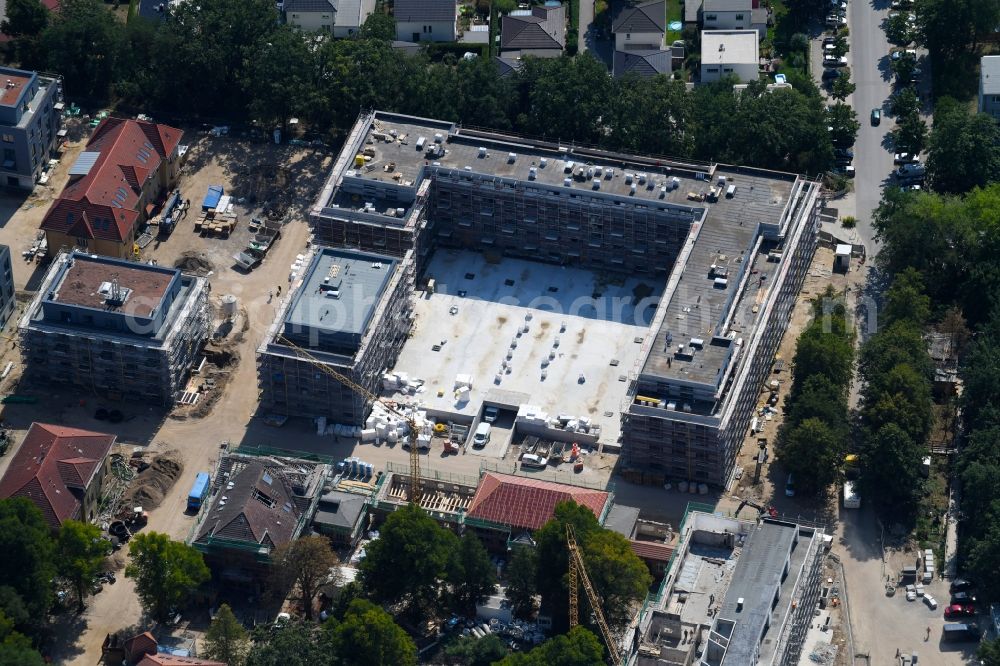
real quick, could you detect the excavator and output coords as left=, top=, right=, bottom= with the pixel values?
left=734, top=497, right=778, bottom=519
left=277, top=334, right=423, bottom=503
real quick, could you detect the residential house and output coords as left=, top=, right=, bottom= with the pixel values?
left=39, top=117, right=183, bottom=259
left=700, top=29, right=759, bottom=83
left=191, top=453, right=327, bottom=584
left=500, top=5, right=566, bottom=58
left=980, top=56, right=1000, bottom=119
left=611, top=0, right=669, bottom=77
left=395, top=0, right=458, bottom=43
left=0, top=67, right=62, bottom=189
left=612, top=0, right=664, bottom=52
left=686, top=0, right=766, bottom=38
left=312, top=489, right=368, bottom=547
left=285, top=0, right=375, bottom=37
left=0, top=422, right=116, bottom=529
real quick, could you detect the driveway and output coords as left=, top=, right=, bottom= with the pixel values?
left=578, top=0, right=595, bottom=55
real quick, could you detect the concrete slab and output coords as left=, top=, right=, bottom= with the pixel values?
left=386, top=250, right=661, bottom=446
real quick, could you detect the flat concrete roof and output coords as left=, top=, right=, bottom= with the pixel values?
left=0, top=69, right=33, bottom=108
left=385, top=250, right=660, bottom=444
left=285, top=247, right=397, bottom=341
left=714, top=520, right=798, bottom=665
left=50, top=253, right=175, bottom=314
left=701, top=30, right=759, bottom=65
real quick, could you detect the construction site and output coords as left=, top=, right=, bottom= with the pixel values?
left=17, top=251, right=210, bottom=406
left=300, top=110, right=822, bottom=486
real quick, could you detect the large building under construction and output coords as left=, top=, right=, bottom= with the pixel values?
left=18, top=251, right=210, bottom=405
left=306, top=111, right=821, bottom=486
left=257, top=246, right=414, bottom=423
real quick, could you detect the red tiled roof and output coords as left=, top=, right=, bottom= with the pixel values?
left=137, top=654, right=226, bottom=666
left=41, top=117, right=182, bottom=244
left=124, top=632, right=157, bottom=662
left=0, top=422, right=116, bottom=529
left=466, top=472, right=609, bottom=531
left=629, top=539, right=675, bottom=563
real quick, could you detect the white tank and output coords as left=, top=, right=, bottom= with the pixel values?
left=220, top=294, right=238, bottom=316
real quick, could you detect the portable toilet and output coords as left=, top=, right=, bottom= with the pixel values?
left=834, top=244, right=852, bottom=272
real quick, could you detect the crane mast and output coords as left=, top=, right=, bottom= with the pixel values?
left=566, top=524, right=622, bottom=665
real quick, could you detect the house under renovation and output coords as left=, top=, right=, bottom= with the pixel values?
left=18, top=251, right=210, bottom=406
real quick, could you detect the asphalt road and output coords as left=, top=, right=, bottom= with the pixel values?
left=848, top=0, right=896, bottom=253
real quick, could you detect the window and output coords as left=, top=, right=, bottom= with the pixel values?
left=626, top=33, right=631, bottom=39
left=707, top=67, right=719, bottom=72
left=75, top=237, right=88, bottom=248
left=1, top=135, right=12, bottom=143
left=735, top=13, right=744, bottom=19
left=705, top=13, right=717, bottom=20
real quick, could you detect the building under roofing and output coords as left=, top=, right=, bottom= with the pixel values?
left=19, top=251, right=210, bottom=406
left=500, top=5, right=566, bottom=58
left=466, top=471, right=610, bottom=532
left=257, top=246, right=414, bottom=425
left=0, top=422, right=116, bottom=529
left=39, top=117, right=183, bottom=259
left=634, top=511, right=825, bottom=666
left=191, top=453, right=328, bottom=583
left=312, top=489, right=369, bottom=547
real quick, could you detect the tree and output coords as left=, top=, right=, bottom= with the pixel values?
left=776, top=418, right=844, bottom=496
left=448, top=534, right=497, bottom=614
left=883, top=267, right=930, bottom=327
left=40, top=0, right=125, bottom=101
left=1, top=0, right=48, bottom=37
left=893, top=111, right=927, bottom=154
left=272, top=535, right=338, bottom=621
left=927, top=98, right=1000, bottom=194
left=859, top=423, right=925, bottom=516
left=784, top=374, right=849, bottom=437
left=125, top=532, right=210, bottom=622
left=495, top=626, right=605, bottom=666
left=890, top=53, right=918, bottom=85
left=885, top=12, right=913, bottom=45
left=980, top=635, right=1000, bottom=666
left=57, top=520, right=111, bottom=612
left=203, top=604, right=249, bottom=666
left=358, top=11, right=395, bottom=41
left=327, top=599, right=417, bottom=666
left=0, top=499, right=55, bottom=623
left=830, top=69, right=856, bottom=101
left=827, top=103, right=860, bottom=147
left=534, top=501, right=649, bottom=633
left=328, top=580, right=365, bottom=621
left=246, top=621, right=327, bottom=666
left=889, top=86, right=919, bottom=118
left=442, top=634, right=507, bottom=666
left=505, top=545, right=539, bottom=618
left=358, top=505, right=459, bottom=614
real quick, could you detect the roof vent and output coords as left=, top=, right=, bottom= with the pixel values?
left=719, top=44, right=725, bottom=51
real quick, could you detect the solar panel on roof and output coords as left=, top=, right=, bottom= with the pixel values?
left=143, top=141, right=154, bottom=150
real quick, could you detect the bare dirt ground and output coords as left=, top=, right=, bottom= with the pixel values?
left=0, top=125, right=328, bottom=663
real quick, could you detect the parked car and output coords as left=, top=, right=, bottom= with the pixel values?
left=822, top=68, right=842, bottom=80
left=896, top=163, right=926, bottom=178
left=785, top=473, right=796, bottom=497
left=835, top=148, right=855, bottom=159
left=824, top=55, right=849, bottom=67
left=829, top=0, right=847, bottom=10
left=944, top=604, right=976, bottom=619
left=951, top=591, right=978, bottom=605
left=893, top=152, right=919, bottom=164
left=833, top=165, right=856, bottom=177
left=950, top=578, right=975, bottom=593
left=483, top=405, right=499, bottom=423
left=871, top=108, right=881, bottom=125
left=826, top=14, right=848, bottom=26
left=473, top=422, right=492, bottom=448
left=891, top=48, right=917, bottom=60
left=823, top=36, right=838, bottom=45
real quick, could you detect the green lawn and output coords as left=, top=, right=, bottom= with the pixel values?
left=667, top=0, right=682, bottom=43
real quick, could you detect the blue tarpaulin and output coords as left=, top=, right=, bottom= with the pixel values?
left=202, top=185, right=223, bottom=210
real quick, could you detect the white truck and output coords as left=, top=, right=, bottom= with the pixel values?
left=843, top=481, right=861, bottom=509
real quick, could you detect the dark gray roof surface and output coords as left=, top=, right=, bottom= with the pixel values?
left=613, top=49, right=672, bottom=77
left=500, top=6, right=565, bottom=50
left=612, top=0, right=665, bottom=33
left=284, top=0, right=335, bottom=11
left=703, top=0, right=751, bottom=12
left=313, top=490, right=367, bottom=531
left=603, top=503, right=640, bottom=537
left=495, top=56, right=524, bottom=77
left=715, top=520, right=796, bottom=664
left=394, top=0, right=455, bottom=22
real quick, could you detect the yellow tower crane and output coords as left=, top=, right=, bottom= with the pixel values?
left=566, top=523, right=622, bottom=665
left=277, top=334, right=422, bottom=504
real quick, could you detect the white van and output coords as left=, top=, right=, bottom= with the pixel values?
left=843, top=481, right=861, bottom=509
left=473, top=422, right=491, bottom=448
